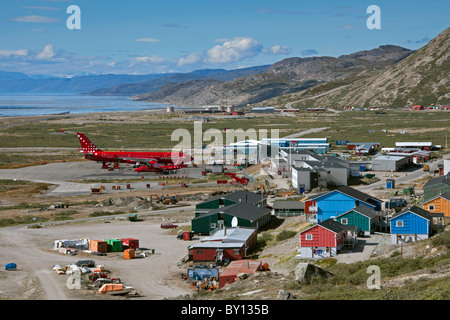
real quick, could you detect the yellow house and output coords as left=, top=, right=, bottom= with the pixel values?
left=423, top=192, right=450, bottom=218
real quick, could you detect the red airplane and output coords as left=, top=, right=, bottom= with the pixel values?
left=77, top=133, right=191, bottom=173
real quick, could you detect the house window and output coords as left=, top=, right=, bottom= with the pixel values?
left=210, top=223, right=216, bottom=229
left=197, top=249, right=203, bottom=255
left=428, top=205, right=435, bottom=211
left=233, top=249, right=240, bottom=255
left=396, top=220, right=404, bottom=228
left=306, top=234, right=313, bottom=240
left=341, top=218, right=348, bottom=225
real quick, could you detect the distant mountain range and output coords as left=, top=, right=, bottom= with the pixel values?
left=0, top=66, right=269, bottom=94
left=1, top=27, right=448, bottom=108
left=131, top=44, right=414, bottom=107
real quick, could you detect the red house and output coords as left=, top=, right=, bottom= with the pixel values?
left=188, top=227, right=257, bottom=264
left=298, top=219, right=356, bottom=259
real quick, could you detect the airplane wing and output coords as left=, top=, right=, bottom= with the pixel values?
left=117, top=157, right=159, bottom=164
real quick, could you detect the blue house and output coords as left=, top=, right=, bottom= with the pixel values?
left=390, top=206, right=433, bottom=244
left=305, top=186, right=382, bottom=222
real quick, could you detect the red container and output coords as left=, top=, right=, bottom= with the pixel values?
left=121, top=238, right=139, bottom=250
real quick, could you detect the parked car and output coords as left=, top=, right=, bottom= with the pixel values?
left=161, top=223, right=178, bottom=229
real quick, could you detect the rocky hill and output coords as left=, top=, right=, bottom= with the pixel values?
left=267, top=45, right=413, bottom=81
left=132, top=45, right=413, bottom=107
left=132, top=74, right=320, bottom=107
left=291, top=27, right=450, bottom=108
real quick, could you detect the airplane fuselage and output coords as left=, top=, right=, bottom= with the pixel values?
left=84, top=151, right=180, bottom=164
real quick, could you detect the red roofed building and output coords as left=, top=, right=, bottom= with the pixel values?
left=218, top=259, right=265, bottom=288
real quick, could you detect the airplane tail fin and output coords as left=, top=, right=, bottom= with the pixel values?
left=77, top=133, right=102, bottom=153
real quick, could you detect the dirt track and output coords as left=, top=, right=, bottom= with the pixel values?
left=0, top=216, right=195, bottom=300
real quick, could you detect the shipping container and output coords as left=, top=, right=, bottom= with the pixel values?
left=89, top=240, right=108, bottom=253
left=123, top=249, right=135, bottom=259
left=121, top=238, right=139, bottom=250
left=106, top=239, right=123, bottom=252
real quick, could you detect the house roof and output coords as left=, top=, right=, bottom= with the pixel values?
left=337, top=204, right=377, bottom=219
left=272, top=201, right=305, bottom=210
left=319, top=218, right=357, bottom=233
left=392, top=206, right=432, bottom=221
left=208, top=190, right=265, bottom=205
left=336, top=186, right=381, bottom=205
left=220, top=260, right=262, bottom=277
left=204, top=226, right=256, bottom=243
left=423, top=191, right=450, bottom=203
left=424, top=174, right=450, bottom=188
left=305, top=186, right=381, bottom=206
left=300, top=218, right=356, bottom=235
left=194, top=202, right=271, bottom=222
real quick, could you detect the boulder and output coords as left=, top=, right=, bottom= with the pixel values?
left=294, top=262, right=333, bottom=284
left=277, top=290, right=292, bottom=300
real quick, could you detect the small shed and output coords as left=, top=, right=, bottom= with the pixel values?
left=386, top=179, right=395, bottom=189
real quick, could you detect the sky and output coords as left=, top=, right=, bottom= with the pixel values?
left=0, top=0, right=448, bottom=77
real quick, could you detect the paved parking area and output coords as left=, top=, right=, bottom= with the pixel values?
left=335, top=233, right=393, bottom=264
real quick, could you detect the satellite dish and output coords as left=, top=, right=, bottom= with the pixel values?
left=231, top=217, right=238, bottom=228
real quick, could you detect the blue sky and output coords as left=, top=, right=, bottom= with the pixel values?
left=0, top=0, right=448, bottom=76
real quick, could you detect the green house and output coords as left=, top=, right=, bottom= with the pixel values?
left=106, top=239, right=123, bottom=252
left=195, top=190, right=267, bottom=216
left=335, top=205, right=378, bottom=235
left=192, top=202, right=272, bottom=235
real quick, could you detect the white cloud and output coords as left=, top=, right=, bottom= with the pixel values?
left=35, top=44, right=56, bottom=60
left=12, top=15, right=59, bottom=23
left=0, top=49, right=29, bottom=58
left=263, top=44, right=291, bottom=55
left=205, top=37, right=263, bottom=64
left=178, top=53, right=203, bottom=66
left=129, top=56, right=169, bottom=68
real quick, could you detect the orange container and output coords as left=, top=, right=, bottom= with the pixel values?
left=124, top=249, right=135, bottom=260
left=89, top=240, right=108, bottom=253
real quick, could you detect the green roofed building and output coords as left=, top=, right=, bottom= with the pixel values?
left=192, top=202, right=272, bottom=235
left=195, top=190, right=267, bottom=216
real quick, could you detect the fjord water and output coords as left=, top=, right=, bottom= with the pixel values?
left=0, top=93, right=169, bottom=117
